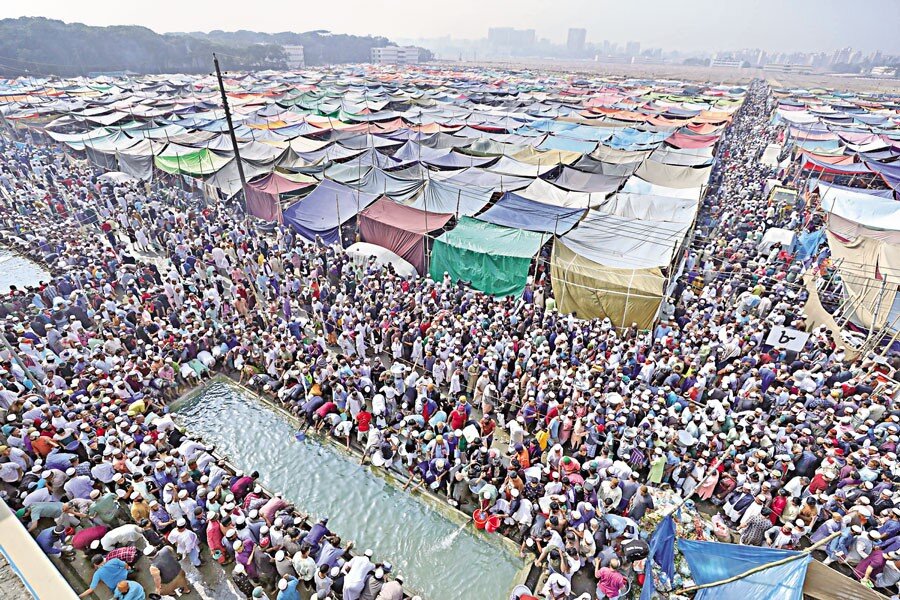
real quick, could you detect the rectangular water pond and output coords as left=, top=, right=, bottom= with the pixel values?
left=175, top=381, right=525, bottom=600
left=0, top=248, right=50, bottom=293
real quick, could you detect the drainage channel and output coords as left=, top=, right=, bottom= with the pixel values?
left=173, top=379, right=527, bottom=600
left=0, top=246, right=50, bottom=293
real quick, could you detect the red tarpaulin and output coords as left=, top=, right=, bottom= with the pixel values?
left=358, top=197, right=453, bottom=275
left=665, top=131, right=719, bottom=149
left=801, top=151, right=856, bottom=165
left=799, top=154, right=873, bottom=175
left=244, top=172, right=314, bottom=224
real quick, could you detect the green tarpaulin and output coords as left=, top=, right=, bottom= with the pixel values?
left=154, top=148, right=231, bottom=176
left=429, top=217, right=546, bottom=297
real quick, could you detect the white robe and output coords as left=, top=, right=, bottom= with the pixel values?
left=342, top=556, right=374, bottom=600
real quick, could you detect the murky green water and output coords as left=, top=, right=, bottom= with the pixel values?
left=0, top=248, right=49, bottom=293
left=175, top=381, right=524, bottom=600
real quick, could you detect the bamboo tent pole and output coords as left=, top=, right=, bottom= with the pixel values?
left=675, top=531, right=841, bottom=596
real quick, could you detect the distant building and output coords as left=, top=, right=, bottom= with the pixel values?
left=709, top=58, right=744, bottom=68
left=871, top=65, right=898, bottom=77
left=566, top=28, right=587, bottom=54
left=625, top=41, right=641, bottom=57
left=631, top=56, right=667, bottom=65
left=763, top=63, right=813, bottom=74
left=831, top=46, right=852, bottom=65
left=371, top=46, right=421, bottom=64
left=487, top=27, right=536, bottom=48
left=283, top=45, right=305, bottom=69
left=87, top=70, right=134, bottom=78
left=595, top=55, right=632, bottom=64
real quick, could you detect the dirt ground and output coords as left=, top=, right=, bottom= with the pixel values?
left=434, top=58, right=900, bottom=92
left=0, top=553, right=30, bottom=600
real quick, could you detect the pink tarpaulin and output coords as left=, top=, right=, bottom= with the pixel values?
left=244, top=172, right=315, bottom=224
left=358, top=197, right=453, bottom=275
left=665, top=131, right=719, bottom=149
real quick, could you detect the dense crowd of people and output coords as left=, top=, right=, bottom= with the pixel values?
left=1, top=78, right=898, bottom=600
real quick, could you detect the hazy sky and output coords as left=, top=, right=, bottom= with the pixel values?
left=3, top=0, right=899, bottom=54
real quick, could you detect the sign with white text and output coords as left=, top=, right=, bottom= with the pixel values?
left=765, top=326, right=810, bottom=352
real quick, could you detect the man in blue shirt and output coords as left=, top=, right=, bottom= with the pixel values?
left=35, top=525, right=66, bottom=556
left=79, top=555, right=129, bottom=598
left=113, top=580, right=145, bottom=600
left=276, top=576, right=301, bottom=600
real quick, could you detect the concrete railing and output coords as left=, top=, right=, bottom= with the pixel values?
left=0, top=498, right=80, bottom=600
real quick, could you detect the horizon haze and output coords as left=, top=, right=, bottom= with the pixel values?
left=1, top=0, right=898, bottom=55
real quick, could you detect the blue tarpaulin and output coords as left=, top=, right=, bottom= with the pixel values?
left=653, top=516, right=676, bottom=579
left=349, top=169, right=424, bottom=201
left=607, top=128, right=670, bottom=150
left=538, top=135, right=599, bottom=154
left=796, top=229, right=826, bottom=262
left=812, top=180, right=895, bottom=199
left=679, top=539, right=810, bottom=600
left=440, top=168, right=532, bottom=192
left=866, top=160, right=900, bottom=191
left=410, top=179, right=494, bottom=217
left=556, top=125, right=614, bottom=142
left=696, top=559, right=811, bottom=600
left=425, top=150, right=497, bottom=169
left=283, top=179, right=380, bottom=245
left=520, top=119, right=577, bottom=133
left=327, top=148, right=410, bottom=174
left=478, top=192, right=586, bottom=234
left=795, top=139, right=842, bottom=152
left=392, top=142, right=496, bottom=169
left=640, top=515, right=676, bottom=600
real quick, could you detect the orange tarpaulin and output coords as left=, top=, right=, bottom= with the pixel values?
left=248, top=120, right=289, bottom=130
left=686, top=122, right=725, bottom=135
left=370, top=118, right=405, bottom=132
left=647, top=115, right=689, bottom=127
left=606, top=110, right=648, bottom=122
left=789, top=128, right=838, bottom=141
left=694, top=110, right=733, bottom=123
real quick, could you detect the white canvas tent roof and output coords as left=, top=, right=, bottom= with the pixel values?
left=346, top=242, right=419, bottom=278
left=561, top=211, right=689, bottom=270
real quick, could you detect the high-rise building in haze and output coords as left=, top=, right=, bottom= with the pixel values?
left=625, top=41, right=641, bottom=57
left=371, top=46, right=421, bottom=64
left=831, top=46, right=852, bottom=64
left=567, top=28, right=587, bottom=54
left=488, top=27, right=536, bottom=48
left=282, top=45, right=305, bottom=69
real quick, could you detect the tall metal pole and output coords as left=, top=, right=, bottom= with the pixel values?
left=213, top=53, right=248, bottom=214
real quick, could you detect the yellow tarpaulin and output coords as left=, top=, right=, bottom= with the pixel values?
left=510, top=146, right=581, bottom=166
left=826, top=231, right=900, bottom=331
left=550, top=239, right=664, bottom=329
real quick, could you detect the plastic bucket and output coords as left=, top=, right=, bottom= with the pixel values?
left=473, top=509, right=488, bottom=530
left=485, top=515, right=502, bottom=533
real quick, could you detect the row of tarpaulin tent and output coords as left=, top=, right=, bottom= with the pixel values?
left=772, top=88, right=900, bottom=196
left=2, top=66, right=740, bottom=327
left=773, top=86, right=900, bottom=336
left=816, top=182, right=900, bottom=333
